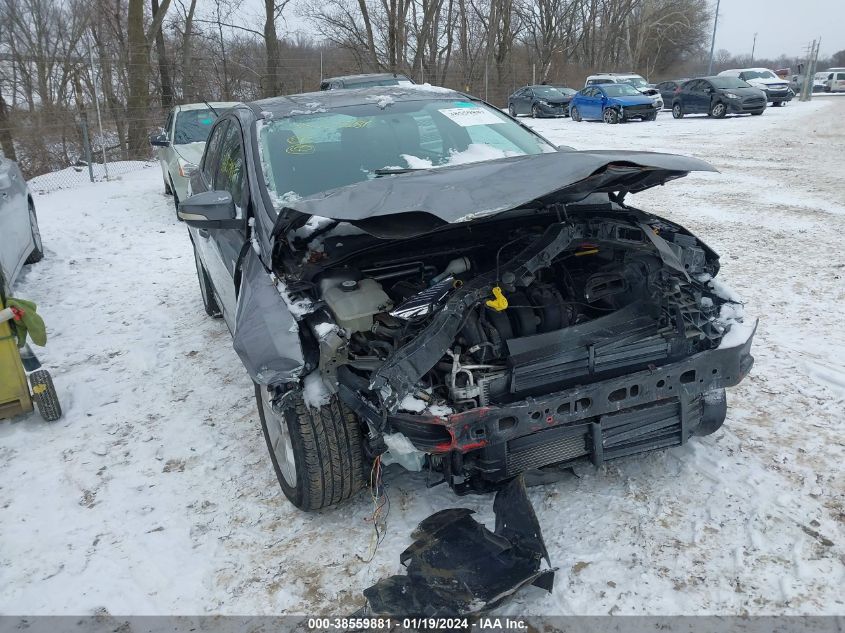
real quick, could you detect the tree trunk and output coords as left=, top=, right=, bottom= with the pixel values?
left=0, top=93, right=16, bottom=161
left=263, top=0, right=280, bottom=97
left=181, top=0, right=197, bottom=102
left=126, top=0, right=149, bottom=154
left=151, top=0, right=174, bottom=108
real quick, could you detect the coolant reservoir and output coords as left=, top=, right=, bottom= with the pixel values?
left=321, top=278, right=393, bottom=333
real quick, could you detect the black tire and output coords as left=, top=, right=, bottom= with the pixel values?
left=256, top=385, right=367, bottom=511
left=193, top=244, right=222, bottom=318
left=772, top=100, right=784, bottom=107
left=644, top=112, right=657, bottom=121
left=164, top=178, right=172, bottom=195
left=710, top=101, right=727, bottom=118
left=602, top=108, right=619, bottom=124
left=672, top=103, right=684, bottom=119
left=571, top=106, right=582, bottom=122
left=751, top=110, right=764, bottom=116
left=531, top=104, right=540, bottom=118
left=508, top=103, right=517, bottom=117
left=29, top=369, right=61, bottom=422
left=24, top=200, right=44, bottom=264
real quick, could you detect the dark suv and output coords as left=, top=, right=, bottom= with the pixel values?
left=672, top=77, right=767, bottom=118
left=180, top=86, right=755, bottom=511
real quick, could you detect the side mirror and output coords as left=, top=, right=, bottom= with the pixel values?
left=178, top=190, right=239, bottom=228
left=149, top=132, right=169, bottom=147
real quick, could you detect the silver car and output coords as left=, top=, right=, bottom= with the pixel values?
left=0, top=151, right=42, bottom=291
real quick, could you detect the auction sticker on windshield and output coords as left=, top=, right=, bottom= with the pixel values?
left=439, top=106, right=502, bottom=126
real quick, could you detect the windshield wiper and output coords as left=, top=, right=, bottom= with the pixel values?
left=373, top=167, right=423, bottom=177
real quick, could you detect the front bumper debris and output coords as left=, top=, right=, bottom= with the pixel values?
left=360, top=475, right=555, bottom=616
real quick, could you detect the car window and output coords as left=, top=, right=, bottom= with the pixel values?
left=202, top=121, right=229, bottom=182
left=257, top=99, right=555, bottom=203
left=602, top=84, right=641, bottom=97
left=214, top=121, right=246, bottom=211
left=838, top=73, right=845, bottom=80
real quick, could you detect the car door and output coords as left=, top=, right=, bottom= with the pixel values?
left=0, top=155, right=32, bottom=288
left=512, top=88, right=528, bottom=114
left=158, top=109, right=175, bottom=182
left=202, top=118, right=249, bottom=330
left=685, top=80, right=706, bottom=113
left=587, top=87, right=604, bottom=119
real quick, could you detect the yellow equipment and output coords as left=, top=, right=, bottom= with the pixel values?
left=0, top=300, right=61, bottom=422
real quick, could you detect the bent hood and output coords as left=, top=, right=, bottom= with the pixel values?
left=172, top=141, right=206, bottom=166
left=277, top=150, right=716, bottom=238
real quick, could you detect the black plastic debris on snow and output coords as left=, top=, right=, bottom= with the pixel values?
left=361, top=475, right=556, bottom=616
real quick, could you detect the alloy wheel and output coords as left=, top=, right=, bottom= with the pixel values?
left=260, top=390, right=297, bottom=487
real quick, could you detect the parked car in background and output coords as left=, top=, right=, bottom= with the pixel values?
left=150, top=102, right=239, bottom=214
left=507, top=85, right=575, bottom=117
left=654, top=79, right=688, bottom=108
left=319, top=73, right=415, bottom=90
left=717, top=68, right=793, bottom=106
left=0, top=151, right=42, bottom=290
left=570, top=83, right=659, bottom=123
left=822, top=69, right=845, bottom=92
left=178, top=85, right=754, bottom=511
left=584, top=73, right=664, bottom=110
left=789, top=73, right=827, bottom=93
left=672, top=77, right=766, bottom=119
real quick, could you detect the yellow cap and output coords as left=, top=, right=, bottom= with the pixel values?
left=485, top=286, right=508, bottom=312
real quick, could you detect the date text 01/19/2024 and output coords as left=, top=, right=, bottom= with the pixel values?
left=305, top=617, right=528, bottom=630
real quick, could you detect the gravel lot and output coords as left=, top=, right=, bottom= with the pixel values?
left=2, top=96, right=843, bottom=616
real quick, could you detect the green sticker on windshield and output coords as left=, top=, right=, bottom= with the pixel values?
left=201, top=118, right=213, bottom=124
left=453, top=101, right=474, bottom=108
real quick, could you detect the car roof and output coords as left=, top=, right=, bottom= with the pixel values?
left=175, top=101, right=241, bottom=112
left=246, top=85, right=469, bottom=118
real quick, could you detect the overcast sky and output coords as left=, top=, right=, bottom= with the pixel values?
left=710, top=0, right=843, bottom=59
left=227, top=0, right=844, bottom=61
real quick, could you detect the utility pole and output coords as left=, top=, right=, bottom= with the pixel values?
left=751, top=33, right=757, bottom=64
left=88, top=39, right=109, bottom=181
left=706, top=0, right=721, bottom=75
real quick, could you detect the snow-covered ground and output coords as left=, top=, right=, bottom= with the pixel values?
left=2, top=98, right=843, bottom=616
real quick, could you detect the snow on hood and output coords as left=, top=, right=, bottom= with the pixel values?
left=172, top=141, right=206, bottom=165
left=275, top=150, right=717, bottom=238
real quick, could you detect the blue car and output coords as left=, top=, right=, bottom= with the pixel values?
left=570, top=84, right=659, bottom=124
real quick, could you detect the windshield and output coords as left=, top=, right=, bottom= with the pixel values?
left=710, top=77, right=751, bottom=89
left=742, top=70, right=777, bottom=80
left=532, top=86, right=566, bottom=98
left=602, top=84, right=642, bottom=97
left=258, top=99, right=556, bottom=202
left=173, top=109, right=218, bottom=144
left=619, top=76, right=648, bottom=89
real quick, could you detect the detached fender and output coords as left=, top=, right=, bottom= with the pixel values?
left=232, top=248, right=305, bottom=385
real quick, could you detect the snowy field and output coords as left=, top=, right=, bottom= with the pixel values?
left=2, top=97, right=843, bottom=617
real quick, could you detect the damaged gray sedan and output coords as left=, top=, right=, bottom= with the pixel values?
left=180, top=86, right=756, bottom=511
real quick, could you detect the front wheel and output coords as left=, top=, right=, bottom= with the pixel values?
left=256, top=385, right=367, bottom=511
left=710, top=101, right=727, bottom=118
left=603, top=108, right=619, bottom=124
left=672, top=103, right=684, bottom=119
left=170, top=177, right=182, bottom=219
left=531, top=104, right=540, bottom=118
left=24, top=201, right=44, bottom=264
left=570, top=106, right=582, bottom=122
left=29, top=369, right=61, bottom=421
left=508, top=104, right=517, bottom=117
left=644, top=112, right=657, bottom=121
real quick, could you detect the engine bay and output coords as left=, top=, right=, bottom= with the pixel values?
left=283, top=204, right=739, bottom=419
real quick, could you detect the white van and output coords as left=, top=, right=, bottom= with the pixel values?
left=822, top=68, right=845, bottom=93
left=717, top=68, right=794, bottom=106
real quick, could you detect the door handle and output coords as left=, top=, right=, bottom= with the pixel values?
left=198, top=228, right=209, bottom=239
